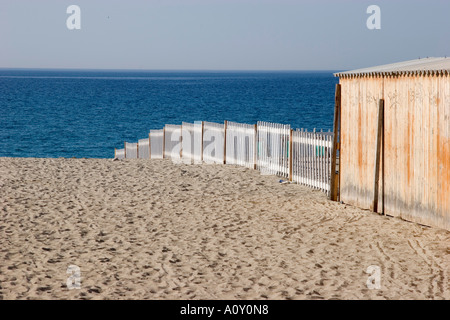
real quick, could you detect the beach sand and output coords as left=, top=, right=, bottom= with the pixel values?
left=0, top=157, right=448, bottom=300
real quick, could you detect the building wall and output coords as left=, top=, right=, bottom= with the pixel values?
left=339, top=74, right=450, bottom=230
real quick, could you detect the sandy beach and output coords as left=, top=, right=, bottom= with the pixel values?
left=0, top=157, right=448, bottom=300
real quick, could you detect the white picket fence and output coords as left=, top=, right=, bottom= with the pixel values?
left=225, top=121, right=256, bottom=169
left=124, top=142, right=137, bottom=159
left=203, top=121, right=225, bottom=164
left=256, top=121, right=290, bottom=178
left=115, top=148, right=125, bottom=159
left=138, top=138, right=150, bottom=159
left=164, top=124, right=181, bottom=160
left=181, top=122, right=203, bottom=163
left=292, top=129, right=333, bottom=192
left=150, top=129, right=164, bottom=159
left=115, top=121, right=334, bottom=193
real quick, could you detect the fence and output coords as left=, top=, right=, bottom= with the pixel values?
left=291, top=129, right=333, bottom=192
left=138, top=138, right=150, bottom=159
left=116, top=121, right=333, bottom=193
left=181, top=122, right=203, bottom=163
left=150, top=129, right=164, bottom=159
left=125, top=142, right=137, bottom=159
left=164, top=124, right=181, bottom=160
left=257, top=121, right=291, bottom=178
left=226, top=121, right=256, bottom=169
left=115, top=148, right=125, bottom=159
left=203, top=121, right=225, bottom=164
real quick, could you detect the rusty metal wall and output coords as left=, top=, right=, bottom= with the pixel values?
left=339, top=74, right=450, bottom=230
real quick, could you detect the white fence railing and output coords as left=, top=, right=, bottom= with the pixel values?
left=226, top=121, right=256, bottom=169
left=164, top=124, right=181, bottom=160
left=150, top=129, right=164, bottom=159
left=116, top=121, right=333, bottom=193
left=138, top=138, right=150, bottom=159
left=125, top=142, right=137, bottom=159
left=292, top=129, right=332, bottom=192
left=203, top=121, right=225, bottom=164
left=181, top=122, right=202, bottom=163
left=257, top=121, right=290, bottom=178
left=115, top=148, right=125, bottom=159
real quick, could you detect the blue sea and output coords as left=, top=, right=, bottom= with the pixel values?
left=0, top=69, right=338, bottom=158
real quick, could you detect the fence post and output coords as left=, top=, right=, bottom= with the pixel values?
left=289, top=129, right=293, bottom=181
left=137, top=141, right=139, bottom=159
left=223, top=120, right=227, bottom=164
left=124, top=141, right=127, bottom=159
left=253, top=124, right=257, bottom=169
left=180, top=123, right=183, bottom=159
left=201, top=121, right=204, bottom=162
left=330, top=83, right=341, bottom=201
left=372, top=99, right=384, bottom=213
left=162, top=127, right=166, bottom=159
left=148, top=132, right=151, bottom=159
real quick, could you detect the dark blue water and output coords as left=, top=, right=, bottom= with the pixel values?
left=0, top=69, right=338, bottom=158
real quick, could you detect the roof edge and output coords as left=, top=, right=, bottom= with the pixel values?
left=334, top=57, right=450, bottom=78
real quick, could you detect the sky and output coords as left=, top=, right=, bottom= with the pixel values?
left=0, top=0, right=449, bottom=71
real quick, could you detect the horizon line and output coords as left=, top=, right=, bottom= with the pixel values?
left=0, top=67, right=344, bottom=73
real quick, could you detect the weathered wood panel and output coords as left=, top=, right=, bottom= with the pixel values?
left=340, top=76, right=383, bottom=211
left=340, top=74, right=450, bottom=230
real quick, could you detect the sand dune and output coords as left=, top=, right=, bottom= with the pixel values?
left=0, top=157, right=448, bottom=300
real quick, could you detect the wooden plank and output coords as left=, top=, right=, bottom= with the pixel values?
left=337, top=81, right=342, bottom=201
left=307, top=132, right=311, bottom=187
left=180, top=124, right=183, bottom=159
left=201, top=121, right=204, bottom=162
left=124, top=141, right=127, bottom=159
left=148, top=132, right=151, bottom=159
left=223, top=120, right=227, bottom=164
left=289, top=129, right=293, bottom=181
left=314, top=130, right=318, bottom=189
left=330, top=83, right=341, bottom=200
left=372, top=99, right=384, bottom=213
left=301, top=130, right=305, bottom=185
left=162, top=127, right=165, bottom=159
left=254, top=124, right=257, bottom=169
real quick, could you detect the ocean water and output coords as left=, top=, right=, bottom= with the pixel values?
left=0, top=69, right=338, bottom=158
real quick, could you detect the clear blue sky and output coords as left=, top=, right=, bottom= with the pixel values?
left=1, top=0, right=449, bottom=71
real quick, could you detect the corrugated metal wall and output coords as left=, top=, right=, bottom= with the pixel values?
left=340, top=74, right=450, bottom=230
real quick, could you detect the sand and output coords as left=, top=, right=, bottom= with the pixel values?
left=0, top=157, right=448, bottom=300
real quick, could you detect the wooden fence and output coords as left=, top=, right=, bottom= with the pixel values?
left=256, top=121, right=291, bottom=178
left=149, top=129, right=164, bottom=159
left=203, top=121, right=225, bottom=164
left=138, top=138, right=150, bottom=159
left=181, top=121, right=202, bottom=163
left=115, top=121, right=333, bottom=193
left=226, top=121, right=256, bottom=169
left=291, top=129, right=333, bottom=192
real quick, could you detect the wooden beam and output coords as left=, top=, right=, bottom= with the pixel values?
left=330, top=84, right=341, bottom=201
left=180, top=124, right=183, bottom=159
left=254, top=124, right=257, bottom=169
left=223, top=120, right=228, bottom=164
left=162, top=127, right=165, bottom=159
left=337, top=89, right=342, bottom=202
left=289, top=129, right=293, bottom=181
left=148, top=132, right=151, bottom=159
left=372, top=99, right=384, bottom=213
left=201, top=121, right=204, bottom=162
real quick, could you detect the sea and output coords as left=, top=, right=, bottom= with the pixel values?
left=0, top=69, right=338, bottom=159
